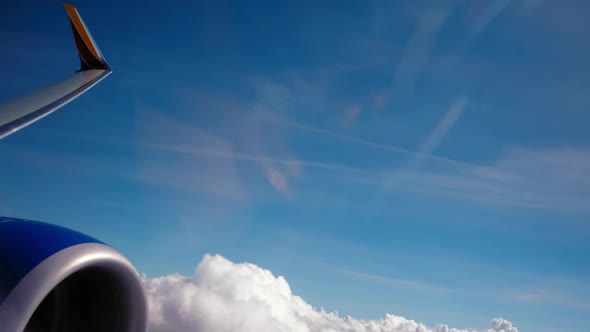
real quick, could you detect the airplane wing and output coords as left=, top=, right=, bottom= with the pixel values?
left=0, top=3, right=112, bottom=139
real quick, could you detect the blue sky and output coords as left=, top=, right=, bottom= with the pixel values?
left=1, top=0, right=590, bottom=331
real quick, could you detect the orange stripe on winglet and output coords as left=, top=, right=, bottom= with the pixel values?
left=63, top=3, right=101, bottom=62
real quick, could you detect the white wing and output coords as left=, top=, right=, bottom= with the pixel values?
left=0, top=4, right=111, bottom=139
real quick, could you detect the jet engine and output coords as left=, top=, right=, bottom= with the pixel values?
left=0, top=217, right=146, bottom=332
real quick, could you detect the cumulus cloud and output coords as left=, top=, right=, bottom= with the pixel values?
left=143, top=254, right=517, bottom=332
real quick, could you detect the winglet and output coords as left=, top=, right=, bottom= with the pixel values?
left=63, top=3, right=110, bottom=71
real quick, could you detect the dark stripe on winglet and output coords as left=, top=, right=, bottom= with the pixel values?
left=68, top=18, right=107, bottom=71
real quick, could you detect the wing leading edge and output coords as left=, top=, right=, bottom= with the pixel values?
left=0, top=4, right=111, bottom=139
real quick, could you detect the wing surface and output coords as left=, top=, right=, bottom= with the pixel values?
left=0, top=4, right=111, bottom=139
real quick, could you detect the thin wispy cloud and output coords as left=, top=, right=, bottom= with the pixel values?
left=369, top=1, right=457, bottom=107
left=262, top=110, right=480, bottom=169
left=467, top=0, right=513, bottom=39
left=418, top=97, right=469, bottom=157
left=329, top=268, right=450, bottom=294
left=332, top=266, right=590, bottom=312
left=435, top=0, right=513, bottom=75
left=341, top=104, right=362, bottom=127
left=371, top=96, right=469, bottom=213
left=246, top=84, right=302, bottom=196
left=513, top=291, right=590, bottom=310
left=396, top=96, right=469, bottom=178
left=369, top=146, right=590, bottom=212
left=42, top=128, right=377, bottom=178
left=265, top=165, right=292, bottom=196
left=40, top=119, right=590, bottom=214
left=134, top=106, right=249, bottom=201
left=387, top=4, right=452, bottom=103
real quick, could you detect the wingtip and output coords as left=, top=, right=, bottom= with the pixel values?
left=63, top=3, right=110, bottom=71
left=62, top=3, right=77, bottom=14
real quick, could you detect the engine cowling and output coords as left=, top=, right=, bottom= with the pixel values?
left=0, top=217, right=147, bottom=332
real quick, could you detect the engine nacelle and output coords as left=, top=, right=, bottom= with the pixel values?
left=0, top=217, right=147, bottom=332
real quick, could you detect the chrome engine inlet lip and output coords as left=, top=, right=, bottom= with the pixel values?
left=0, top=243, right=147, bottom=332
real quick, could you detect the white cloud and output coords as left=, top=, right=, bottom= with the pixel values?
left=143, top=254, right=517, bottom=332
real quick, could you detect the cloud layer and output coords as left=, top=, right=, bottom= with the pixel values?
left=143, top=254, right=517, bottom=332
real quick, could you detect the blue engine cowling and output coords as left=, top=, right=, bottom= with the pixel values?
left=0, top=217, right=147, bottom=332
